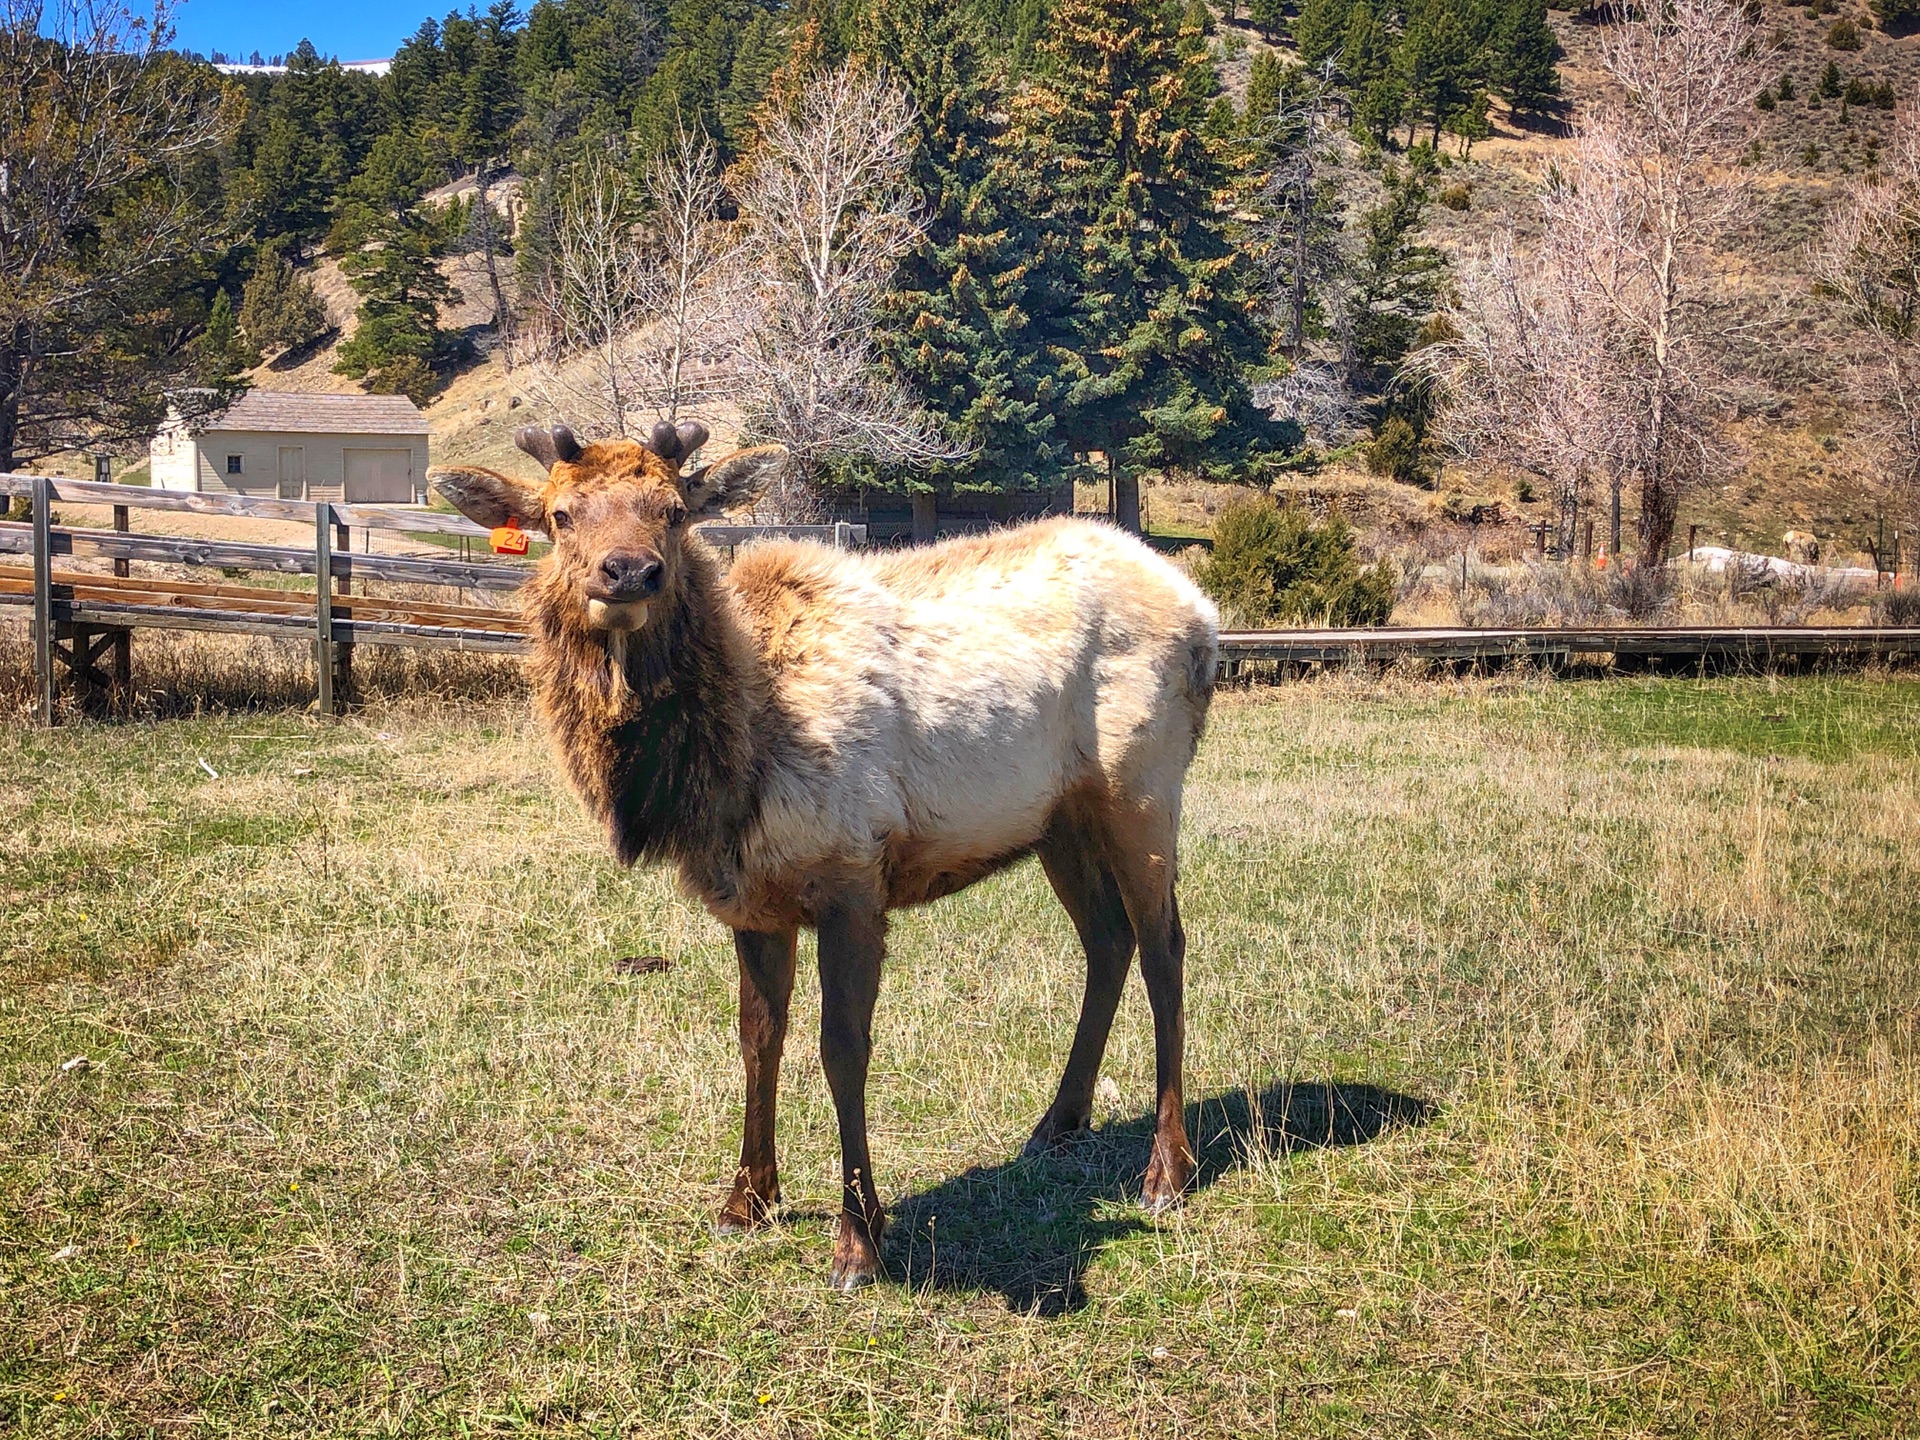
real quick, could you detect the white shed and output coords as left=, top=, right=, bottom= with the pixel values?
left=150, top=391, right=431, bottom=503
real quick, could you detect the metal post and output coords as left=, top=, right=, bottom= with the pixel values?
left=31, top=475, right=53, bottom=726
left=1688, top=524, right=1697, bottom=563
left=1609, top=478, right=1622, bottom=556
left=315, top=503, right=334, bottom=717
left=833, top=521, right=852, bottom=551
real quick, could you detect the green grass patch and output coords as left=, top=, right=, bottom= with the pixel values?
left=2, top=677, right=1917, bottom=1435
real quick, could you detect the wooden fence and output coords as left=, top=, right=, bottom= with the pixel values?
left=5, top=473, right=1917, bottom=725
left=0, top=472, right=861, bottom=724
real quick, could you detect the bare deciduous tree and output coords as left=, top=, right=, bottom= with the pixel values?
left=1417, top=224, right=1620, bottom=552
left=517, top=130, right=740, bottom=441
left=1424, top=0, right=1769, bottom=561
left=1813, top=91, right=1920, bottom=504
left=0, top=0, right=239, bottom=470
left=731, top=61, right=961, bottom=493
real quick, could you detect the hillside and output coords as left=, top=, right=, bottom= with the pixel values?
left=225, top=3, right=1920, bottom=564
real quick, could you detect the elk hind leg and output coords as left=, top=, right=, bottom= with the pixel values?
left=1026, top=815, right=1136, bottom=1154
left=1105, top=812, right=1193, bottom=1212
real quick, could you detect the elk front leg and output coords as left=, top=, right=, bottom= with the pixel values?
left=817, top=902, right=888, bottom=1292
left=717, top=926, right=797, bottom=1233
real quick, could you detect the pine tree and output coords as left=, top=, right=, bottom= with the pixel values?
left=333, top=136, right=458, bottom=401
left=1345, top=154, right=1445, bottom=385
left=1342, top=0, right=1402, bottom=146
left=1489, top=0, right=1560, bottom=114
left=859, top=0, right=1068, bottom=498
left=998, top=0, right=1286, bottom=526
left=633, top=0, right=789, bottom=160
left=1293, top=0, right=1352, bottom=69
left=1399, top=0, right=1486, bottom=145
left=1245, top=50, right=1287, bottom=132
left=239, top=240, right=331, bottom=356
left=191, top=288, right=260, bottom=392
left=1247, top=0, right=1285, bottom=40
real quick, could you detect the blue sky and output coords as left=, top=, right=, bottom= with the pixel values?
left=171, top=0, right=431, bottom=62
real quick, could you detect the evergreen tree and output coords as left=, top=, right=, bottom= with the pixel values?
left=632, top=0, right=788, bottom=159
left=1247, top=0, right=1285, bottom=39
left=1245, top=50, right=1287, bottom=132
left=1292, top=0, right=1351, bottom=69
left=1341, top=0, right=1402, bottom=146
left=1489, top=0, right=1560, bottom=113
left=192, top=288, right=260, bottom=391
left=1398, top=0, right=1486, bottom=145
left=1345, top=153, right=1445, bottom=385
left=333, top=136, right=458, bottom=401
left=240, top=240, right=332, bottom=356
left=859, top=0, right=1068, bottom=495
left=1251, top=67, right=1348, bottom=359
left=998, top=0, right=1287, bottom=524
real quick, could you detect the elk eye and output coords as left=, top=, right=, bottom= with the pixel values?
left=665, top=503, right=687, bottom=527
left=550, top=509, right=572, bottom=531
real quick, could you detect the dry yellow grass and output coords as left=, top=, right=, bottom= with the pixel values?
left=1, top=658, right=1917, bottom=1435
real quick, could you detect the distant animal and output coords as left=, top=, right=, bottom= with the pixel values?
left=1783, top=530, right=1820, bottom=566
left=429, top=423, right=1219, bottom=1292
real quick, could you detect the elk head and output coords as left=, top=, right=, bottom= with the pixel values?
left=428, top=422, right=789, bottom=635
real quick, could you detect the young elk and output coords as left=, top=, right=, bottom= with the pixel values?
left=430, top=423, right=1218, bottom=1292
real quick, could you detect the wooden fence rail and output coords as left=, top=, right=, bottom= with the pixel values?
left=4, top=472, right=1914, bottom=724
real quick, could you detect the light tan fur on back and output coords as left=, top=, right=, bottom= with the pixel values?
left=693, top=517, right=1217, bottom=929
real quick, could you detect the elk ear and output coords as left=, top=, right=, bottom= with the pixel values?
left=428, top=465, right=549, bottom=534
left=681, top=445, right=788, bottom=517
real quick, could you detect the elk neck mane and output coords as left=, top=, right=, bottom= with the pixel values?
left=521, top=535, right=766, bottom=879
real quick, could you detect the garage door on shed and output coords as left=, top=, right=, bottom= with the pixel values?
left=342, top=447, right=415, bottom=503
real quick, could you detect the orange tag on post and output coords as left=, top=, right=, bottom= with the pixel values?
left=490, top=520, right=530, bottom=555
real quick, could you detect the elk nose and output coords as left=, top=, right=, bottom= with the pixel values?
left=598, top=552, right=662, bottom=599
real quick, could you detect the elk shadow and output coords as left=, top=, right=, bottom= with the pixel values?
left=886, top=1080, right=1430, bottom=1316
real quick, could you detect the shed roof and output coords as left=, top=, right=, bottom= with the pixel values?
left=202, top=390, right=430, bottom=436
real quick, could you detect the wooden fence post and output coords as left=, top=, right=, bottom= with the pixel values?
left=32, top=475, right=54, bottom=726
left=334, top=517, right=353, bottom=699
left=315, top=502, right=334, bottom=717
left=112, top=503, right=131, bottom=695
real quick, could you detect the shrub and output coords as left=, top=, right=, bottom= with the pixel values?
left=1367, top=415, right=1428, bottom=485
left=1818, top=60, right=1844, bottom=98
left=1873, top=587, right=1920, bottom=626
left=1778, top=74, right=1797, bottom=101
left=1456, top=558, right=1676, bottom=626
left=1438, top=182, right=1472, bottom=211
left=1196, top=497, right=1397, bottom=627
left=1828, top=18, right=1862, bottom=47
left=1757, top=88, right=1777, bottom=110
left=1844, top=77, right=1873, bottom=104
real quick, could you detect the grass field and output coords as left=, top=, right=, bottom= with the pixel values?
left=3, top=674, right=1918, bottom=1436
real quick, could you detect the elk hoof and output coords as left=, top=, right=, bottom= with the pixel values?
left=1022, top=1108, right=1091, bottom=1157
left=829, top=1256, right=878, bottom=1293
left=1141, top=1150, right=1192, bottom=1215
left=829, top=1211, right=884, bottom=1293
left=715, top=1179, right=779, bottom=1235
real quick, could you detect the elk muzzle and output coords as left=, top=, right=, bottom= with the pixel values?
left=586, top=550, right=662, bottom=632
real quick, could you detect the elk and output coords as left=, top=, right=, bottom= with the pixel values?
left=429, top=424, right=1219, bottom=1292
